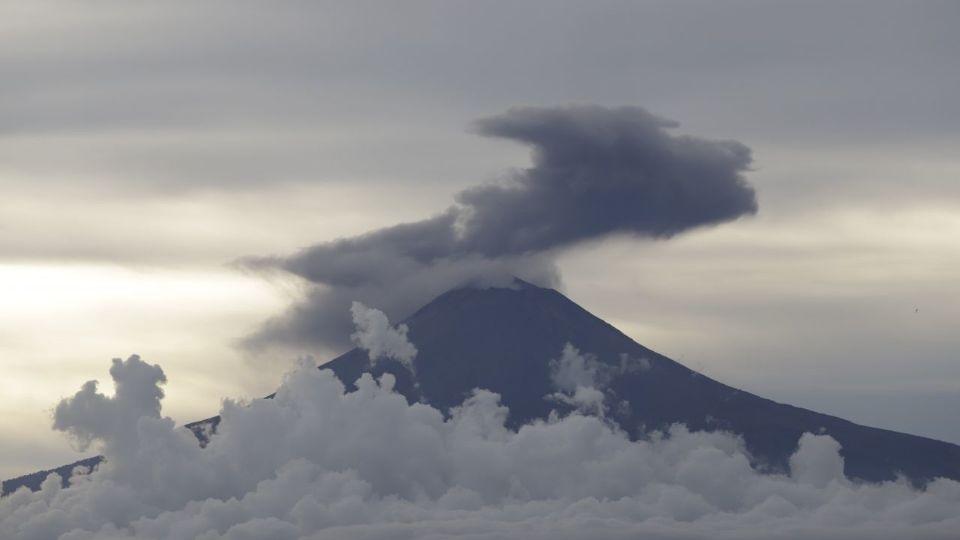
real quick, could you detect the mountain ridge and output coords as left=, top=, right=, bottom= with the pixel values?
left=323, top=280, right=960, bottom=483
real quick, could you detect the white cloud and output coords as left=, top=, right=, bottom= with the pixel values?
left=546, top=343, right=608, bottom=416
left=52, top=356, right=167, bottom=453
left=546, top=343, right=653, bottom=416
left=2, top=352, right=958, bottom=539
left=349, top=302, right=417, bottom=371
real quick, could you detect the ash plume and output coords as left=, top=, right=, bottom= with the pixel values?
left=244, top=105, right=757, bottom=352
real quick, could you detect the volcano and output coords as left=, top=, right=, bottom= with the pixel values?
left=5, top=280, right=960, bottom=495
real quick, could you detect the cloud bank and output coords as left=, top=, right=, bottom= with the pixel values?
left=3, top=349, right=958, bottom=539
left=244, top=105, right=757, bottom=351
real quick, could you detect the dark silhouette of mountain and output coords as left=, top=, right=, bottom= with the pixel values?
left=5, top=280, right=959, bottom=495
left=323, top=280, right=960, bottom=483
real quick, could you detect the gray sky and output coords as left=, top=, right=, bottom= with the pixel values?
left=1, top=0, right=958, bottom=479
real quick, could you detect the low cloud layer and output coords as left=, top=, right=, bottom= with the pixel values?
left=246, top=105, right=757, bottom=351
left=3, top=340, right=958, bottom=538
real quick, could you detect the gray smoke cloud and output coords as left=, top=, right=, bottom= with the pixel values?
left=3, top=347, right=959, bottom=539
left=464, top=105, right=757, bottom=253
left=547, top=343, right=611, bottom=416
left=244, top=105, right=757, bottom=351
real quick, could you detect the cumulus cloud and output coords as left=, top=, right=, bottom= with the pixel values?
left=53, top=356, right=167, bottom=453
left=547, top=343, right=608, bottom=416
left=349, top=302, right=417, bottom=371
left=243, top=105, right=757, bottom=351
left=3, top=352, right=958, bottom=539
left=464, top=105, right=757, bottom=253
left=546, top=343, right=653, bottom=417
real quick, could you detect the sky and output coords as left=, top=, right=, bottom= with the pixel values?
left=2, top=0, right=959, bottom=482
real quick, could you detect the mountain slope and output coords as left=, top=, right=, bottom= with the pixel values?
left=324, top=280, right=960, bottom=483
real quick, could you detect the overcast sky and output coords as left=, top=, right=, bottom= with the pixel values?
left=2, top=0, right=959, bottom=479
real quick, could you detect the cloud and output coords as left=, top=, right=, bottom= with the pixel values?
left=464, top=105, right=757, bottom=253
left=546, top=343, right=654, bottom=417
left=3, top=347, right=959, bottom=539
left=349, top=302, right=417, bottom=372
left=52, top=356, right=167, bottom=453
left=245, top=106, right=757, bottom=351
left=244, top=254, right=560, bottom=353
left=546, top=343, right=608, bottom=416
left=790, top=433, right=846, bottom=489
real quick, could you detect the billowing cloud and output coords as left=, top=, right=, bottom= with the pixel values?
left=464, top=105, right=757, bottom=253
left=349, top=302, right=417, bottom=372
left=2, top=350, right=958, bottom=539
left=245, top=106, right=757, bottom=351
left=244, top=254, right=560, bottom=352
left=546, top=343, right=654, bottom=417
left=546, top=343, right=608, bottom=415
left=53, top=356, right=167, bottom=454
